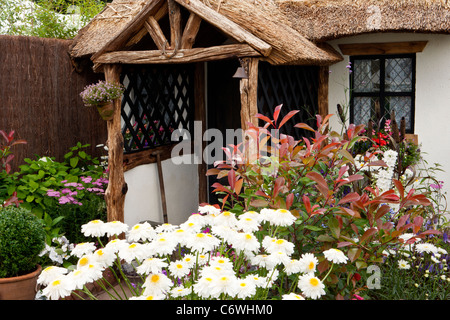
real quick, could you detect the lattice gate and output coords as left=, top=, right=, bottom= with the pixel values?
left=120, top=64, right=195, bottom=154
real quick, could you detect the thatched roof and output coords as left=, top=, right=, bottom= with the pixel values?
left=69, top=0, right=450, bottom=66
left=69, top=0, right=147, bottom=58
left=277, top=0, right=450, bottom=42
left=69, top=0, right=342, bottom=65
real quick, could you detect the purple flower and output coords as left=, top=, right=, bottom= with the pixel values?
left=47, top=190, right=60, bottom=197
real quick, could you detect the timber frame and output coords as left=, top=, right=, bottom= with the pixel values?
left=75, top=0, right=341, bottom=224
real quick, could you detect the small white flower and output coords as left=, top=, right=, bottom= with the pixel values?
left=136, top=257, right=168, bottom=275
left=42, top=276, right=73, bottom=300
left=170, top=285, right=191, bottom=298
left=298, top=274, right=326, bottom=300
left=415, top=243, right=438, bottom=254
left=71, top=242, right=97, bottom=258
left=103, top=221, right=129, bottom=237
left=298, top=253, right=318, bottom=274
left=81, top=220, right=106, bottom=237
left=37, top=266, right=68, bottom=286
left=168, top=260, right=190, bottom=278
left=127, top=222, right=156, bottom=242
left=236, top=277, right=257, bottom=299
left=118, top=242, right=146, bottom=263
left=142, top=273, right=173, bottom=296
left=323, top=248, right=349, bottom=264
left=398, top=259, right=411, bottom=270
left=282, top=292, right=305, bottom=300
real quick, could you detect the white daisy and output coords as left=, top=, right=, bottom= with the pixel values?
left=81, top=220, right=106, bottom=237
left=148, top=233, right=178, bottom=256
left=251, top=254, right=277, bottom=270
left=155, top=223, right=178, bottom=233
left=298, top=253, right=318, bottom=274
left=213, top=211, right=239, bottom=228
left=298, top=274, right=326, bottom=300
left=118, top=242, right=146, bottom=263
left=142, top=273, right=173, bottom=296
left=129, top=294, right=165, bottom=300
left=104, top=238, right=128, bottom=254
left=284, top=258, right=303, bottom=275
left=198, top=204, right=221, bottom=216
left=236, top=216, right=261, bottom=233
left=92, top=247, right=116, bottom=269
left=71, top=242, right=97, bottom=258
left=415, top=243, right=438, bottom=254
left=186, top=232, right=220, bottom=253
left=264, top=237, right=294, bottom=255
left=42, top=276, right=73, bottom=300
left=270, top=209, right=297, bottom=227
left=168, top=260, right=190, bottom=278
left=103, top=221, right=129, bottom=237
left=323, top=248, right=349, bottom=264
left=170, top=285, right=191, bottom=298
left=136, top=257, right=168, bottom=275
left=127, top=222, right=156, bottom=242
left=398, top=259, right=411, bottom=270
left=210, top=274, right=239, bottom=298
left=193, top=275, right=217, bottom=299
left=236, top=277, right=257, bottom=299
left=282, top=292, right=305, bottom=300
left=232, top=232, right=261, bottom=254
left=37, top=266, right=68, bottom=286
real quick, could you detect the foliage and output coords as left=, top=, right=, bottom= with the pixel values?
left=0, top=0, right=107, bottom=39
left=205, top=105, right=441, bottom=299
left=37, top=107, right=446, bottom=300
left=80, top=81, right=125, bottom=107
left=0, top=142, right=108, bottom=244
left=0, top=205, right=46, bottom=278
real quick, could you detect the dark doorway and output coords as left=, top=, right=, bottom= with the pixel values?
left=206, top=59, right=242, bottom=205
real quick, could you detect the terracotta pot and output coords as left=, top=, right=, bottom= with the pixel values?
left=0, top=265, right=42, bottom=300
left=96, top=102, right=114, bottom=121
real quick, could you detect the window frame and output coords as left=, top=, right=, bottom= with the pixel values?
left=349, top=53, right=416, bottom=133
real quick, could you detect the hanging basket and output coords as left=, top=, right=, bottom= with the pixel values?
left=96, top=101, right=115, bottom=121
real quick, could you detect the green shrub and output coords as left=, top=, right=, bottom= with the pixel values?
left=0, top=206, right=46, bottom=278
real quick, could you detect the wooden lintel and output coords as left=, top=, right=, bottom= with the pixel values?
left=338, top=41, right=428, bottom=56
left=145, top=16, right=169, bottom=51
left=94, top=44, right=261, bottom=65
left=123, top=144, right=178, bottom=172
left=181, top=12, right=202, bottom=49
left=174, top=0, right=272, bottom=57
left=168, top=0, right=182, bottom=50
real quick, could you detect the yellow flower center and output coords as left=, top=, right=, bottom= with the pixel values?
left=240, top=282, right=247, bottom=287
left=196, top=233, right=205, bottom=238
left=146, top=296, right=154, bottom=300
left=245, top=234, right=253, bottom=240
left=129, top=243, right=137, bottom=249
left=96, top=250, right=104, bottom=256
left=150, top=274, right=160, bottom=283
left=276, top=239, right=285, bottom=245
left=278, top=209, right=288, bottom=214
left=176, top=264, right=183, bottom=269
left=223, top=211, right=231, bottom=216
left=79, top=256, right=89, bottom=267
left=51, top=279, right=61, bottom=286
left=309, top=278, right=319, bottom=287
left=308, top=262, right=315, bottom=270
left=133, top=225, right=140, bottom=230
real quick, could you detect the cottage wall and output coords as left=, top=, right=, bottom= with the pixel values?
left=328, top=33, right=450, bottom=207
left=124, top=154, right=199, bottom=226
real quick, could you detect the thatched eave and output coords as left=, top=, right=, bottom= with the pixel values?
left=277, top=0, right=450, bottom=42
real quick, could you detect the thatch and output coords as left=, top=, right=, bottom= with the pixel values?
left=69, top=0, right=147, bottom=58
left=276, top=0, right=450, bottom=42
left=197, top=0, right=342, bottom=65
left=69, top=0, right=342, bottom=65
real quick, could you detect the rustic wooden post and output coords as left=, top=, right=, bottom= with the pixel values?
left=239, top=58, right=259, bottom=130
left=318, top=66, right=329, bottom=118
left=239, top=57, right=259, bottom=163
left=103, top=64, right=127, bottom=224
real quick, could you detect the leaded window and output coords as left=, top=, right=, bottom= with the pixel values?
left=350, top=54, right=416, bottom=133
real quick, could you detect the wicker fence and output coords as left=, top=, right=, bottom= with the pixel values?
left=0, top=35, right=108, bottom=171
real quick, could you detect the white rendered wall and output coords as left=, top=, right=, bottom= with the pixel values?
left=123, top=154, right=199, bottom=227
left=327, top=33, right=450, bottom=202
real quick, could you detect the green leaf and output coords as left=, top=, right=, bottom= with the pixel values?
left=70, top=157, right=79, bottom=168
left=304, top=225, right=323, bottom=232
left=328, top=217, right=340, bottom=239
left=316, top=235, right=335, bottom=242
left=26, top=195, right=34, bottom=202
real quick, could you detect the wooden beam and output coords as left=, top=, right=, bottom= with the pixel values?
left=181, top=12, right=202, bottom=49
left=338, top=41, right=428, bottom=56
left=174, top=0, right=272, bottom=57
left=94, top=44, right=260, bottom=65
left=318, top=66, right=329, bottom=118
left=92, top=0, right=165, bottom=62
left=168, top=0, right=182, bottom=50
left=103, top=64, right=127, bottom=227
left=145, top=16, right=169, bottom=51
left=125, top=2, right=169, bottom=49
